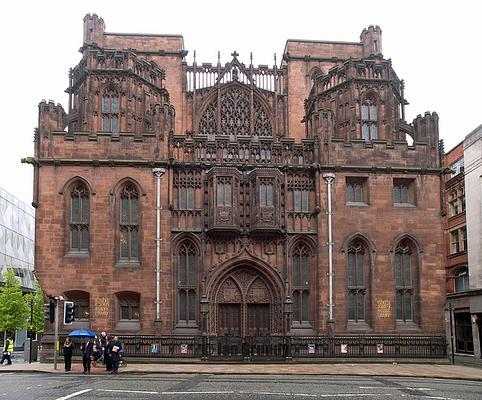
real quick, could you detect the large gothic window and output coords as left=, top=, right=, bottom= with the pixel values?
left=70, top=183, right=89, bottom=251
left=178, top=241, right=197, bottom=324
left=347, top=240, right=366, bottom=322
left=119, top=184, right=139, bottom=261
left=291, top=244, right=310, bottom=324
left=102, top=89, right=120, bottom=133
left=394, top=240, right=415, bottom=322
left=198, top=87, right=272, bottom=138
left=221, top=88, right=250, bottom=136
left=361, top=96, right=378, bottom=141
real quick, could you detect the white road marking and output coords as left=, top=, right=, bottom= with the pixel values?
left=425, top=397, right=463, bottom=400
left=162, top=391, right=235, bottom=395
left=318, top=395, right=393, bottom=398
left=359, top=386, right=399, bottom=389
left=54, top=389, right=93, bottom=400
left=98, top=389, right=158, bottom=394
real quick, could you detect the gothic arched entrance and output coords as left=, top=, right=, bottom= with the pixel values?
left=207, top=265, right=283, bottom=337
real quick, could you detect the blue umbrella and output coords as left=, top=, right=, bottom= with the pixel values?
left=67, top=329, right=96, bottom=338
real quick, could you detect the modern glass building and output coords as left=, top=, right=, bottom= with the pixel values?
left=0, top=186, right=35, bottom=291
left=0, top=186, right=35, bottom=349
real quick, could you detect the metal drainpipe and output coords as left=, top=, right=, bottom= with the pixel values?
left=323, top=173, right=335, bottom=325
left=153, top=168, right=166, bottom=321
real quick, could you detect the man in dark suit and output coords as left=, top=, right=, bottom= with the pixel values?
left=80, top=338, right=94, bottom=373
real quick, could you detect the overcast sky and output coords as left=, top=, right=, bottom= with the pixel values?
left=1, top=0, right=480, bottom=205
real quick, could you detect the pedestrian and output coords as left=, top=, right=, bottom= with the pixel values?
left=109, top=336, right=123, bottom=374
left=103, top=333, right=113, bottom=372
left=0, top=336, right=13, bottom=365
left=99, top=331, right=108, bottom=365
left=92, top=336, right=102, bottom=367
left=80, top=338, right=94, bottom=374
left=63, top=337, right=73, bottom=372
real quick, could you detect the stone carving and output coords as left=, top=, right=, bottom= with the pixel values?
left=217, top=278, right=241, bottom=303
left=246, top=278, right=270, bottom=303
left=216, top=206, right=232, bottom=223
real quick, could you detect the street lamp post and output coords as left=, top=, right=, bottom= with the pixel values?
left=200, top=295, right=209, bottom=361
left=284, top=295, right=293, bottom=360
left=28, top=300, right=34, bottom=364
left=446, top=302, right=455, bottom=365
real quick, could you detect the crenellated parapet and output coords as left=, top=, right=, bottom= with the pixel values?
left=63, top=48, right=172, bottom=142
left=38, top=100, right=67, bottom=135
left=412, top=112, right=439, bottom=148
left=325, top=138, right=439, bottom=169
left=304, top=57, right=403, bottom=143
left=360, top=25, right=383, bottom=57
left=71, top=48, right=166, bottom=92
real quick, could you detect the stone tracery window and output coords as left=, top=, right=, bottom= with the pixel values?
left=70, top=183, right=89, bottom=251
left=291, top=243, right=310, bottom=324
left=102, top=89, right=120, bottom=133
left=254, top=100, right=272, bottom=136
left=178, top=241, right=197, bottom=324
left=198, top=87, right=272, bottom=138
left=394, top=240, right=415, bottom=322
left=119, top=184, right=139, bottom=261
left=361, top=96, right=378, bottom=140
left=347, top=240, right=366, bottom=322
left=199, top=102, right=216, bottom=137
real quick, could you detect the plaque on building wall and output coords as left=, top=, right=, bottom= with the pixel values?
left=376, top=299, right=391, bottom=318
left=94, top=297, right=111, bottom=318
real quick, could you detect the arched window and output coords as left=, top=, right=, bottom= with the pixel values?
left=102, top=89, right=120, bottom=133
left=347, top=240, right=366, bottom=322
left=178, top=241, right=197, bottom=324
left=394, top=240, right=415, bottom=322
left=70, top=183, right=89, bottom=251
left=119, top=184, right=139, bottom=260
left=361, top=96, right=378, bottom=141
left=291, top=243, right=310, bottom=324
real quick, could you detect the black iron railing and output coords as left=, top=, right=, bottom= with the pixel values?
left=55, top=334, right=447, bottom=360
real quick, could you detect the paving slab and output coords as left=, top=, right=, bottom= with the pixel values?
left=1, top=362, right=481, bottom=381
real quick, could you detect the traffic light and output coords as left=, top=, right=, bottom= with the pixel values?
left=44, top=301, right=55, bottom=323
left=64, top=301, right=75, bottom=324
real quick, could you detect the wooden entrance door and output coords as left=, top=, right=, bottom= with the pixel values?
left=247, top=303, right=270, bottom=336
left=218, top=303, right=241, bottom=336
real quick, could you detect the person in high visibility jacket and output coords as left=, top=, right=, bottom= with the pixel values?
left=1, top=336, right=13, bottom=365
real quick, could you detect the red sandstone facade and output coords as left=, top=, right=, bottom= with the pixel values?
left=33, top=15, right=445, bottom=338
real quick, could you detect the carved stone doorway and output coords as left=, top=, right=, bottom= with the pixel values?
left=210, top=266, right=281, bottom=337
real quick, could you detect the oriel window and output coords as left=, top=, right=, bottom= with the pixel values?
left=259, top=181, right=274, bottom=207
left=70, top=183, right=89, bottom=251
left=217, top=178, right=232, bottom=207
left=102, top=89, right=120, bottom=133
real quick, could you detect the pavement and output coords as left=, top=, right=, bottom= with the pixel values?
left=1, top=361, right=481, bottom=381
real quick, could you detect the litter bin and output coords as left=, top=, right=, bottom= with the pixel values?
left=23, top=340, right=38, bottom=362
